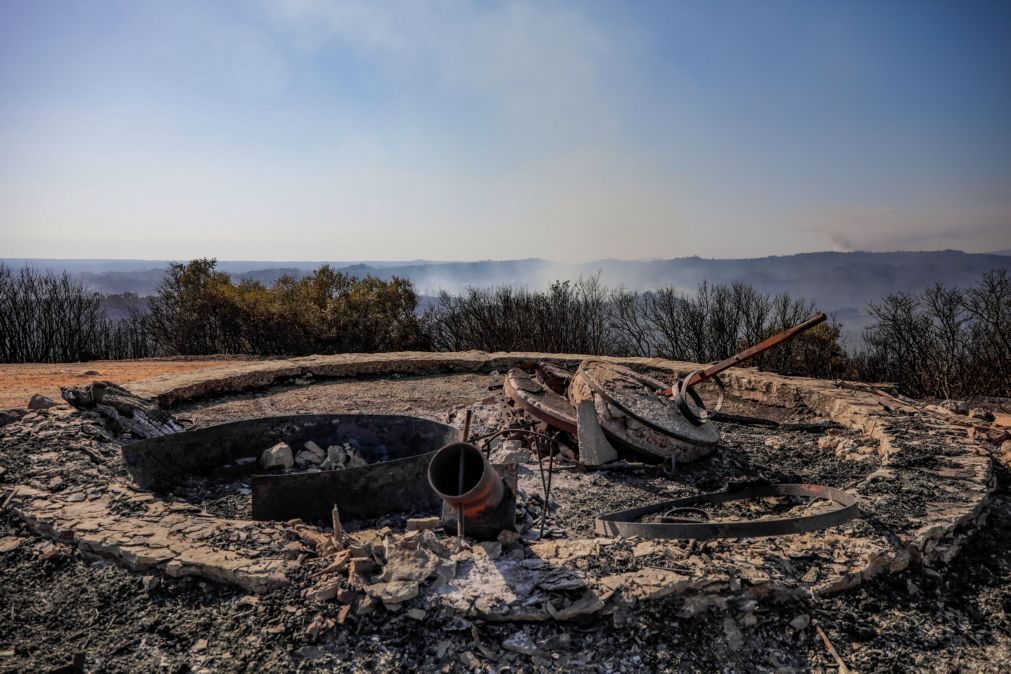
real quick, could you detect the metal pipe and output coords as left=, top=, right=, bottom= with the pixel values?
left=660, top=313, right=828, bottom=396
left=428, top=442, right=506, bottom=520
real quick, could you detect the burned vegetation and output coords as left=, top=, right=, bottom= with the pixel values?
left=0, top=346, right=1008, bottom=673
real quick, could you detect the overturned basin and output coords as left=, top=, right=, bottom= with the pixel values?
left=123, top=414, right=461, bottom=522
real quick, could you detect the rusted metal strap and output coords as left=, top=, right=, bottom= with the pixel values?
left=660, top=313, right=827, bottom=396
left=594, top=483, right=858, bottom=540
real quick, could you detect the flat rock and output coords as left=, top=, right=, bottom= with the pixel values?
left=260, top=442, right=294, bottom=470
left=27, top=394, right=56, bottom=410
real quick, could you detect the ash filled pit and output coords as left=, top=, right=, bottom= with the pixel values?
left=0, top=353, right=1001, bottom=672
left=164, top=372, right=877, bottom=540
left=124, top=414, right=460, bottom=523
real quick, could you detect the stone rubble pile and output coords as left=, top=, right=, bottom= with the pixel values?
left=259, top=440, right=368, bottom=473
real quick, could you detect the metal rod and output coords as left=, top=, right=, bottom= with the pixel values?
left=459, top=409, right=474, bottom=542
left=542, top=436, right=554, bottom=539
left=661, top=313, right=827, bottom=395
left=463, top=409, right=473, bottom=443
left=457, top=448, right=466, bottom=542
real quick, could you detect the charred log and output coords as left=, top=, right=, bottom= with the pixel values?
left=61, top=381, right=184, bottom=439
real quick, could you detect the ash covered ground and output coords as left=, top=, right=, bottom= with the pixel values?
left=2, top=372, right=1010, bottom=673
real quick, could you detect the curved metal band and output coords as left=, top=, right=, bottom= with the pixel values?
left=677, top=370, right=726, bottom=424
left=594, top=483, right=858, bottom=540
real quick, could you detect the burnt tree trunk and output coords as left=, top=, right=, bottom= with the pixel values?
left=62, top=381, right=184, bottom=439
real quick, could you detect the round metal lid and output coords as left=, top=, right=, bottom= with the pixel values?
left=571, top=360, right=719, bottom=457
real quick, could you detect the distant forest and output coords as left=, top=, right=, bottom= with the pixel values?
left=1, top=260, right=1008, bottom=399
left=6, top=250, right=1011, bottom=340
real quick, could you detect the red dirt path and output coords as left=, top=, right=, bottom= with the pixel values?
left=0, top=358, right=248, bottom=409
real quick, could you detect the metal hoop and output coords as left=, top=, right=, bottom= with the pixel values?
left=677, top=371, right=725, bottom=424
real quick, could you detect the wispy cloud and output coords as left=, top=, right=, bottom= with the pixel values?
left=268, top=0, right=614, bottom=132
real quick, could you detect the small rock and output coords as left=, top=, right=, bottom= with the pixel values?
left=260, top=443, right=294, bottom=471
left=0, top=536, right=23, bottom=553
left=27, top=394, right=56, bottom=410
left=142, top=575, right=161, bottom=592
left=406, top=516, right=440, bottom=532
left=349, top=557, right=379, bottom=576
left=458, top=652, right=482, bottom=670
left=191, top=638, right=208, bottom=653
left=789, top=614, right=810, bottom=631
left=0, top=409, right=25, bottom=428
left=969, top=408, right=995, bottom=422
left=295, top=645, right=325, bottom=661
left=364, top=580, right=419, bottom=606
left=303, top=441, right=326, bottom=458
left=502, top=630, right=542, bottom=656
left=295, top=450, right=323, bottom=467
left=940, top=399, right=969, bottom=415
left=476, top=541, right=502, bottom=560
left=723, top=616, right=744, bottom=651
left=497, top=529, right=521, bottom=547
left=490, top=440, right=529, bottom=464
left=407, top=608, right=426, bottom=620
left=79, top=370, right=100, bottom=376
left=321, top=444, right=368, bottom=471
left=816, top=435, right=840, bottom=450
left=236, top=595, right=260, bottom=607
left=435, top=640, right=453, bottom=659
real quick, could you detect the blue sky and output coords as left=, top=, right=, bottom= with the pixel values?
left=1, top=0, right=1009, bottom=261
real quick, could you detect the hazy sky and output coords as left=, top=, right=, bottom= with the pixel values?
left=1, top=0, right=1009, bottom=261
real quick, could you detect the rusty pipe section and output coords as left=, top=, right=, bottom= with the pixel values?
left=660, top=313, right=828, bottom=396
left=428, top=442, right=505, bottom=520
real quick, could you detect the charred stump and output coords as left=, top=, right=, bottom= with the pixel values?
left=61, top=381, right=184, bottom=439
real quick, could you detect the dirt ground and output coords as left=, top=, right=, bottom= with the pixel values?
left=0, top=357, right=250, bottom=409
left=2, top=372, right=1009, bottom=672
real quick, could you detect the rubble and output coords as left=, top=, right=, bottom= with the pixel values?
left=294, top=441, right=324, bottom=467
left=319, top=443, right=367, bottom=470
left=0, top=351, right=1003, bottom=672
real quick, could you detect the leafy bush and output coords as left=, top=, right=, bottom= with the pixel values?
left=145, top=259, right=421, bottom=356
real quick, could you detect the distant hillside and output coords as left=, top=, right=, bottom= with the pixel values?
left=6, top=251, right=1010, bottom=339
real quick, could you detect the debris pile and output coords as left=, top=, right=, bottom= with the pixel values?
left=1, top=346, right=1003, bottom=671
left=268, top=440, right=369, bottom=473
